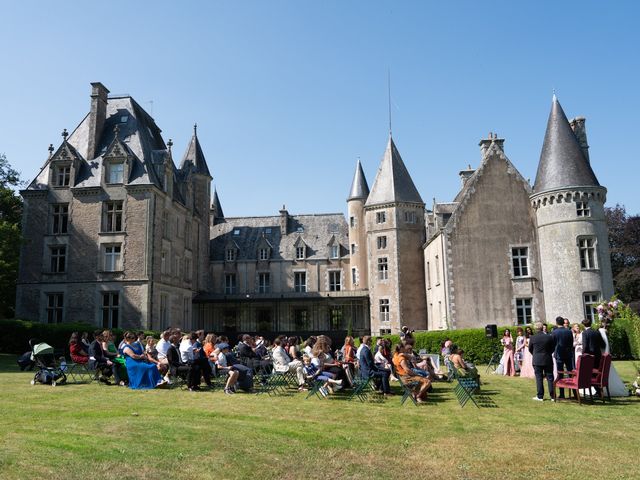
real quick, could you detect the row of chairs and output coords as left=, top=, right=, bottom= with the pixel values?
left=554, top=353, right=611, bottom=404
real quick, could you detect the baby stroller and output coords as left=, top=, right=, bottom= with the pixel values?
left=30, top=342, right=67, bottom=386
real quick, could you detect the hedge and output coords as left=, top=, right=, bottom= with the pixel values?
left=0, top=320, right=159, bottom=355
left=610, top=306, right=640, bottom=360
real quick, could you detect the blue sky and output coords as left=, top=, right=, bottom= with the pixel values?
left=2, top=1, right=639, bottom=215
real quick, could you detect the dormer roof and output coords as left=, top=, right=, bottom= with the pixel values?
left=365, top=136, right=423, bottom=206
left=533, top=96, right=600, bottom=193
left=180, top=125, right=211, bottom=178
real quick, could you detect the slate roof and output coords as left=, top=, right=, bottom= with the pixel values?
left=365, top=136, right=423, bottom=206
left=210, top=213, right=348, bottom=262
left=533, top=96, right=599, bottom=193
left=180, top=127, right=211, bottom=177
left=211, top=188, right=224, bottom=218
left=347, top=159, right=370, bottom=201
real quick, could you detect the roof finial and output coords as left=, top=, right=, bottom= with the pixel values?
left=48, top=144, right=54, bottom=157
left=387, top=68, right=392, bottom=137
left=552, top=87, right=557, bottom=102
left=61, top=128, right=68, bottom=141
left=167, top=138, right=173, bottom=152
left=113, top=124, right=120, bottom=137
left=194, top=123, right=198, bottom=136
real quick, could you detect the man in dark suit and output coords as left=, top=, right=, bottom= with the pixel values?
left=551, top=316, right=575, bottom=398
left=581, top=318, right=605, bottom=370
left=88, top=330, right=120, bottom=385
left=358, top=336, right=391, bottom=394
left=528, top=322, right=556, bottom=401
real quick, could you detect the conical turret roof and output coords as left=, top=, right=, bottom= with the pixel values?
left=180, top=125, right=211, bottom=177
left=347, top=158, right=370, bottom=201
left=212, top=188, right=224, bottom=218
left=533, top=96, right=599, bottom=193
left=365, top=136, right=423, bottom=206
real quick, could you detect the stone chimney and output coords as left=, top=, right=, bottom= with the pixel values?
left=459, top=164, right=475, bottom=187
left=279, top=205, right=289, bottom=235
left=479, top=132, right=505, bottom=158
left=569, top=116, right=590, bottom=163
left=87, top=82, right=110, bottom=160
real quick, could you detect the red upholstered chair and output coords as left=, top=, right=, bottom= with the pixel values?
left=591, top=353, right=611, bottom=402
left=554, top=354, right=594, bottom=404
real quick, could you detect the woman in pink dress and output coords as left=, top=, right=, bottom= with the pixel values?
left=520, top=327, right=535, bottom=378
left=500, top=329, right=516, bottom=376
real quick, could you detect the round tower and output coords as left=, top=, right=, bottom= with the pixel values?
left=347, top=159, right=369, bottom=290
left=531, top=96, right=614, bottom=324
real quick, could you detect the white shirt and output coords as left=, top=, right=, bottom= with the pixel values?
left=156, top=338, right=170, bottom=360
left=356, top=344, right=364, bottom=360
left=179, top=339, right=194, bottom=363
left=217, top=351, right=228, bottom=368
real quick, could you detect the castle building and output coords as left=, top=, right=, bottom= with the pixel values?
left=16, top=83, right=614, bottom=335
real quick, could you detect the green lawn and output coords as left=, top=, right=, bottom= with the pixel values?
left=0, top=354, right=638, bottom=480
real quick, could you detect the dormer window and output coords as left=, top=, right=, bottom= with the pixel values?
left=296, top=226, right=304, bottom=233
left=233, top=229, right=241, bottom=236
left=53, top=164, right=71, bottom=187
left=259, top=248, right=270, bottom=261
left=226, top=249, right=237, bottom=262
left=107, top=162, right=124, bottom=184
left=330, top=245, right=339, bottom=259
left=296, top=246, right=306, bottom=260
left=264, top=228, right=272, bottom=234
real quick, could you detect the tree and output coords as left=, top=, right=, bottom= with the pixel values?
left=606, top=204, right=640, bottom=303
left=0, top=153, right=23, bottom=319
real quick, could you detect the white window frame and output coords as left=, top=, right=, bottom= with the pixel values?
left=379, top=298, right=390, bottom=323
left=295, top=246, right=306, bottom=260
left=259, top=248, right=269, bottom=261
left=579, top=237, right=597, bottom=270
left=225, top=273, right=237, bottom=294
left=258, top=272, right=270, bottom=293
left=330, top=245, right=339, bottom=259
left=103, top=244, right=122, bottom=272
left=226, top=249, right=237, bottom=262
left=511, top=247, right=529, bottom=278
left=294, top=271, right=307, bottom=292
left=515, top=298, right=532, bottom=325
left=329, top=270, right=342, bottom=292
left=107, top=162, right=124, bottom=184
left=583, top=292, right=600, bottom=323
left=53, top=164, right=71, bottom=187
left=378, top=257, right=388, bottom=281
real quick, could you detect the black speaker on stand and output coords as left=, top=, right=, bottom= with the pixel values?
left=485, top=324, right=501, bottom=373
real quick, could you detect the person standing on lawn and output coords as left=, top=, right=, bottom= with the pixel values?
left=551, top=315, right=575, bottom=398
left=528, top=321, right=556, bottom=402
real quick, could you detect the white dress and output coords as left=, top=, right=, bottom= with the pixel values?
left=599, top=328, right=630, bottom=397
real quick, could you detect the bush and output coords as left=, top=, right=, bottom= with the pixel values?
left=612, top=306, right=640, bottom=359
left=0, top=319, right=159, bottom=355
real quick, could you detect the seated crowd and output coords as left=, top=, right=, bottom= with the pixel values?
left=64, top=328, right=445, bottom=400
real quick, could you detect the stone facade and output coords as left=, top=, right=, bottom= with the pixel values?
left=16, top=84, right=614, bottom=335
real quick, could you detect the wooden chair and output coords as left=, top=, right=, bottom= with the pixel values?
left=554, top=354, right=594, bottom=404
left=591, top=353, right=612, bottom=402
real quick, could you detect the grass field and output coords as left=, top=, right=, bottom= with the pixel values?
left=0, top=354, right=638, bottom=480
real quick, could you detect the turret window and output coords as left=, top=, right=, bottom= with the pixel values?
left=578, top=238, right=597, bottom=269
left=377, top=236, right=387, bottom=250
left=576, top=202, right=590, bottom=217
left=350, top=216, right=356, bottom=228
left=376, top=211, right=386, bottom=224
left=404, top=211, right=417, bottom=224
left=351, top=267, right=357, bottom=285
left=378, top=257, right=388, bottom=280
left=351, top=244, right=356, bottom=254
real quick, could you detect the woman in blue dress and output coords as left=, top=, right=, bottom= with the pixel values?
left=121, top=332, right=165, bottom=389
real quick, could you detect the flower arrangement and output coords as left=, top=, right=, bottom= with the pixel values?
left=596, top=298, right=623, bottom=325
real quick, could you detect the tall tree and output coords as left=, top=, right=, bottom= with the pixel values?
left=606, top=204, right=640, bottom=302
left=0, top=153, right=23, bottom=319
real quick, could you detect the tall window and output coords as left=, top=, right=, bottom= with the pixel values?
left=329, top=306, right=343, bottom=330
left=435, top=255, right=441, bottom=284
left=376, top=211, right=386, bottom=224
left=349, top=216, right=356, bottom=228
left=163, top=211, right=170, bottom=238
left=225, top=273, right=237, bottom=294
left=46, top=293, right=64, bottom=323
left=160, top=294, right=168, bottom=328
left=426, top=262, right=431, bottom=289
left=161, top=251, right=168, bottom=275
left=51, top=204, right=69, bottom=234
left=377, top=236, right=387, bottom=249
left=330, top=245, right=339, bottom=259
left=185, top=221, right=192, bottom=248
left=512, top=247, right=529, bottom=277
left=103, top=244, right=122, bottom=271
left=379, top=299, right=390, bottom=323
left=258, top=272, right=270, bottom=293
left=579, top=238, right=597, bottom=269
left=378, top=257, right=388, bottom=280
left=53, top=165, right=70, bottom=187
left=516, top=298, right=532, bottom=325
left=351, top=244, right=356, bottom=254
left=259, top=248, right=269, bottom=261
left=101, top=292, right=119, bottom=328
left=50, top=245, right=66, bottom=273
left=294, top=272, right=307, bottom=292
left=584, top=293, right=600, bottom=322
left=107, top=162, right=124, bottom=184
left=104, top=201, right=123, bottom=232
left=295, top=246, right=306, bottom=260
left=576, top=201, right=590, bottom=217
left=329, top=271, right=341, bottom=291
left=351, top=267, right=357, bottom=285
left=184, top=257, right=192, bottom=282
